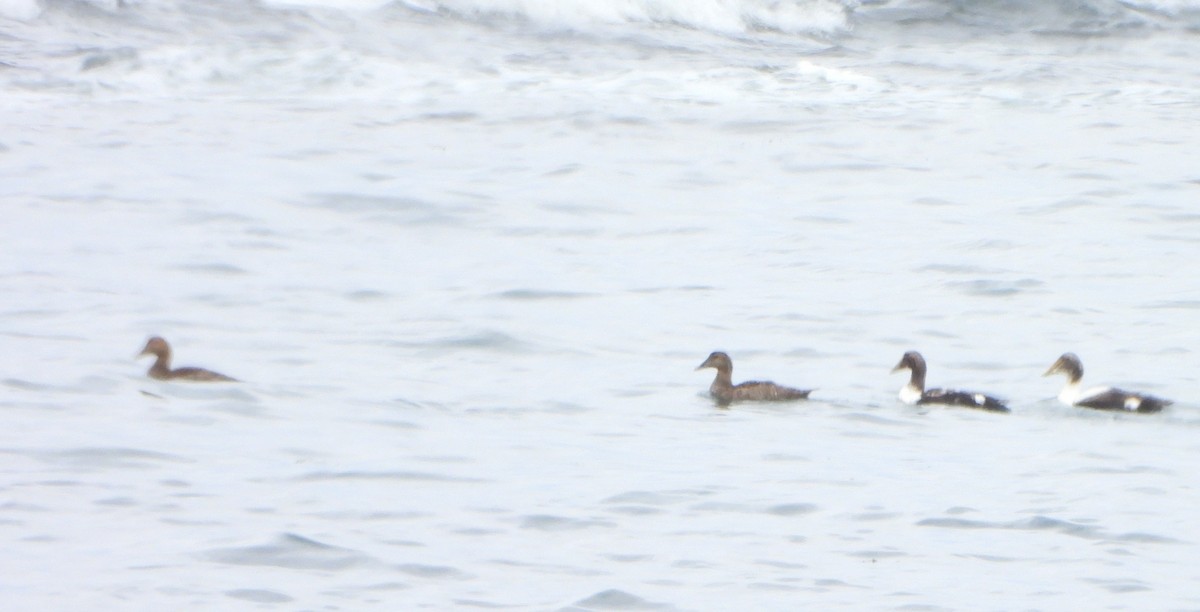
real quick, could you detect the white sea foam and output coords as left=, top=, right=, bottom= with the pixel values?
left=421, top=0, right=851, bottom=34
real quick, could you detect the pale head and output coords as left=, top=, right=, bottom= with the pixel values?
left=891, top=351, right=926, bottom=374
left=1044, top=352, right=1083, bottom=382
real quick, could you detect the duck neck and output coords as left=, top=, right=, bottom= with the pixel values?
left=149, top=350, right=172, bottom=377
left=908, top=367, right=926, bottom=393
left=711, top=366, right=733, bottom=390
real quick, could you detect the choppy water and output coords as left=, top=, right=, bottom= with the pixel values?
left=4, top=0, right=1200, bottom=609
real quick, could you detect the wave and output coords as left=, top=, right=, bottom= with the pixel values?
left=409, top=0, right=1200, bottom=36
left=856, top=0, right=1200, bottom=34
left=4, top=0, right=1198, bottom=98
left=401, top=0, right=852, bottom=36
left=6, top=0, right=1199, bottom=36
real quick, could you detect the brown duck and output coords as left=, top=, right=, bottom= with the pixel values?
left=696, top=351, right=811, bottom=405
left=138, top=337, right=238, bottom=382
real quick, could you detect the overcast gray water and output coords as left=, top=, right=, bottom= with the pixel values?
left=4, top=0, right=1200, bottom=608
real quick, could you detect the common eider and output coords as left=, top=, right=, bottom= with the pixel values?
left=138, top=336, right=238, bottom=382
left=1043, top=352, right=1170, bottom=413
left=696, top=351, right=812, bottom=405
left=891, top=351, right=1008, bottom=412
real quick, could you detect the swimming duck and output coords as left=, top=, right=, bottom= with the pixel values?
left=891, top=351, right=1008, bottom=412
left=1043, top=352, right=1169, bottom=413
left=138, top=336, right=238, bottom=382
left=696, top=351, right=812, bottom=405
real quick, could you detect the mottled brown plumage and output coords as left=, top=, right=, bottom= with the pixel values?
left=696, top=351, right=811, bottom=405
left=138, top=336, right=238, bottom=382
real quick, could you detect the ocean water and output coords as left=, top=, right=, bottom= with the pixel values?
left=4, top=0, right=1200, bottom=608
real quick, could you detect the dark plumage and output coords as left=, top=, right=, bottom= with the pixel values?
left=138, top=336, right=238, bottom=382
left=695, top=351, right=811, bottom=406
left=1043, top=352, right=1170, bottom=414
left=891, top=351, right=1008, bottom=412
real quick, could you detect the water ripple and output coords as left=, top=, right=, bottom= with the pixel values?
left=519, top=515, right=616, bottom=531
left=203, top=533, right=375, bottom=570
left=917, top=515, right=1180, bottom=544
left=494, top=289, right=596, bottom=301
left=765, top=503, right=818, bottom=516
left=28, top=447, right=191, bottom=469
left=225, top=589, right=294, bottom=603
left=568, top=589, right=671, bottom=610
left=294, top=470, right=487, bottom=483
left=945, top=279, right=1044, bottom=297
left=602, top=490, right=712, bottom=506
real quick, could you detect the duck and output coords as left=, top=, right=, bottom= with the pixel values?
left=696, top=351, right=812, bottom=405
left=891, top=351, right=1008, bottom=412
left=138, top=336, right=238, bottom=382
left=1043, top=352, right=1170, bottom=413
